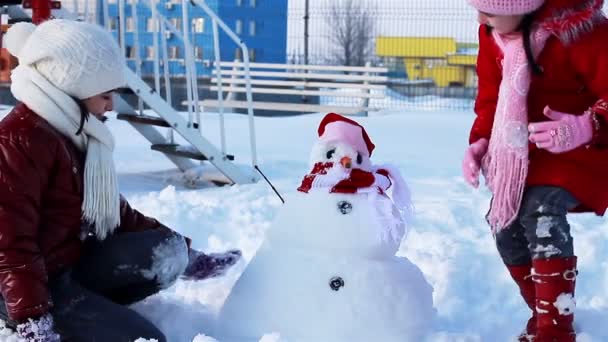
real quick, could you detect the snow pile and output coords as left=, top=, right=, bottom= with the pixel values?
left=216, top=190, right=435, bottom=341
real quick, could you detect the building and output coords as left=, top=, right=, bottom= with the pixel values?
left=376, top=36, right=478, bottom=88
left=103, top=0, right=288, bottom=77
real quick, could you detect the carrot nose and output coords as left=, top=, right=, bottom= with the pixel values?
left=340, top=156, right=352, bottom=169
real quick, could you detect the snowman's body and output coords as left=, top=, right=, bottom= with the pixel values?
left=217, top=191, right=436, bottom=341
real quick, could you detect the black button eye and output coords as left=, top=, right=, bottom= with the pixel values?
left=356, top=153, right=363, bottom=164
left=326, top=149, right=335, bottom=159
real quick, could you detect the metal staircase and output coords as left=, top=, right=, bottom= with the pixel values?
left=98, top=0, right=260, bottom=185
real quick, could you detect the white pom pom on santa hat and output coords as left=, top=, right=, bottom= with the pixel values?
left=3, top=22, right=36, bottom=58
left=317, top=113, right=376, bottom=157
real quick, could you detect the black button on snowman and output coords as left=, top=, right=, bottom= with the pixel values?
left=337, top=200, right=352, bottom=215
left=329, top=276, right=345, bottom=291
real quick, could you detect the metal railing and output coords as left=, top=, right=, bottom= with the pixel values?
left=101, top=0, right=258, bottom=169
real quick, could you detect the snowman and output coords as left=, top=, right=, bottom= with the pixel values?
left=217, top=113, right=436, bottom=341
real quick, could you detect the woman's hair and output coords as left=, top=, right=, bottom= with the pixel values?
left=73, top=97, right=89, bottom=136
left=483, top=11, right=543, bottom=76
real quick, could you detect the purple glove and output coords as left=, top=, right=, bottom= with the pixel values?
left=528, top=106, right=593, bottom=153
left=182, top=248, right=242, bottom=280
left=462, top=138, right=489, bottom=188
left=16, top=313, right=60, bottom=342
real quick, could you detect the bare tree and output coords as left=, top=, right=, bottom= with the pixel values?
left=324, top=0, right=375, bottom=67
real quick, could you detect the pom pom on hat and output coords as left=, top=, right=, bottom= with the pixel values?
left=4, top=22, right=36, bottom=59
left=467, top=0, right=545, bottom=15
left=317, top=113, right=375, bottom=157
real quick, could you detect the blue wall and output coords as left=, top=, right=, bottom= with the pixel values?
left=218, top=0, right=288, bottom=64
left=106, top=0, right=287, bottom=76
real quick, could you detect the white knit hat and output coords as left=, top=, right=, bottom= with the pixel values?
left=4, top=19, right=125, bottom=99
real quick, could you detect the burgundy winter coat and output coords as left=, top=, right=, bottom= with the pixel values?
left=470, top=4, right=608, bottom=216
left=0, top=103, right=164, bottom=322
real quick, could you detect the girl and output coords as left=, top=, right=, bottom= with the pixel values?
left=462, top=0, right=608, bottom=340
left=0, top=20, right=240, bottom=341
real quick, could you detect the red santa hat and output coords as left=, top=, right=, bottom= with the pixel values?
left=318, top=113, right=375, bottom=157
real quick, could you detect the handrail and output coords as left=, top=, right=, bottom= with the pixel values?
left=131, top=0, right=144, bottom=115
left=101, top=0, right=258, bottom=178
left=191, top=0, right=257, bottom=166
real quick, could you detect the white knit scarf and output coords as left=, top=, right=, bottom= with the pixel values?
left=11, top=65, right=120, bottom=240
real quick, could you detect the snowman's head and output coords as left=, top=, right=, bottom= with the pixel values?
left=309, top=140, right=372, bottom=171
left=311, top=113, right=375, bottom=171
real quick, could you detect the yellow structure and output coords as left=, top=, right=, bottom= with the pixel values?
left=376, top=36, right=478, bottom=88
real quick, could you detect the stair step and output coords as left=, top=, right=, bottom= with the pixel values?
left=151, top=144, right=234, bottom=161
left=117, top=113, right=170, bottom=127
left=117, top=113, right=200, bottom=129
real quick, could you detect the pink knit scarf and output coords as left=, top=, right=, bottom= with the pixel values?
left=482, top=28, right=551, bottom=232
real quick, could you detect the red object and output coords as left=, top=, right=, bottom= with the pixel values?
left=317, top=112, right=376, bottom=156
left=470, top=15, right=608, bottom=216
left=507, top=264, right=537, bottom=340
left=22, top=0, right=62, bottom=25
left=0, top=104, right=169, bottom=321
left=330, top=168, right=376, bottom=194
left=297, top=162, right=333, bottom=193
left=532, top=257, right=577, bottom=341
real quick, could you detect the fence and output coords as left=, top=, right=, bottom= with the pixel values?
left=287, top=0, right=480, bottom=111
left=58, top=0, right=608, bottom=113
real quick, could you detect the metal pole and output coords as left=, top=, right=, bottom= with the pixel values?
left=118, top=0, right=126, bottom=59
left=304, top=0, right=309, bottom=65
left=302, top=0, right=309, bottom=103
left=181, top=0, right=194, bottom=128
left=212, top=20, right=226, bottom=155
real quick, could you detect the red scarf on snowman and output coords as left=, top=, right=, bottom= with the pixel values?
left=298, top=162, right=387, bottom=194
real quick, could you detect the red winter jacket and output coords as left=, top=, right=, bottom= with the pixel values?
left=0, top=103, right=165, bottom=322
left=470, top=5, right=608, bottom=216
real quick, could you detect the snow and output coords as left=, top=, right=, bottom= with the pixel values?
left=536, top=216, right=554, bottom=238
left=216, top=191, right=434, bottom=341
left=140, top=233, right=189, bottom=289
left=0, top=98, right=608, bottom=341
left=556, top=293, right=576, bottom=316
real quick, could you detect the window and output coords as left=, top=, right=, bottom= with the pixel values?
left=249, top=20, right=256, bottom=36
left=168, top=46, right=180, bottom=59
left=236, top=0, right=243, bottom=6
left=192, top=18, right=205, bottom=33
left=169, top=18, right=182, bottom=30
left=125, top=46, right=137, bottom=59
left=235, top=48, right=242, bottom=61
left=126, top=17, right=135, bottom=32
left=109, top=17, right=118, bottom=30
left=146, top=18, right=159, bottom=32
left=194, top=47, right=204, bottom=60
left=146, top=46, right=155, bottom=60
left=249, top=48, right=256, bottom=62
left=235, top=19, right=243, bottom=34
left=250, top=0, right=256, bottom=7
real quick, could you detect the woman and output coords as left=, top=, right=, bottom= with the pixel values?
left=462, top=0, right=608, bottom=340
left=0, top=19, right=240, bottom=341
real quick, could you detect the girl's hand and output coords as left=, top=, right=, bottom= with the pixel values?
left=528, top=106, right=593, bottom=153
left=462, top=138, right=489, bottom=188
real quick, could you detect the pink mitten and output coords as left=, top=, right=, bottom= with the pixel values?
left=462, top=138, right=489, bottom=188
left=528, top=106, right=593, bottom=153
